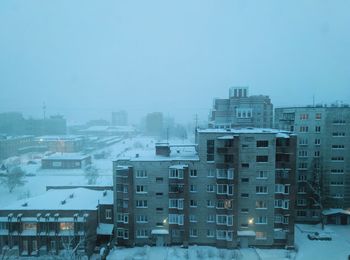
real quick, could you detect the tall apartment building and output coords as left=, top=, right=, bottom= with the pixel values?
left=112, top=111, right=128, bottom=126
left=113, top=128, right=296, bottom=248
left=275, top=104, right=350, bottom=223
left=209, top=87, right=273, bottom=129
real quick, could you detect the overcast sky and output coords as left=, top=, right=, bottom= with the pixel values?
left=0, top=0, right=349, bottom=124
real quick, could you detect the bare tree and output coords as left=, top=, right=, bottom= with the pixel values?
left=0, top=166, right=26, bottom=193
left=84, top=165, right=99, bottom=185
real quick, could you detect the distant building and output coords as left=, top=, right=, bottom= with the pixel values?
left=113, top=128, right=296, bottom=248
left=0, top=136, right=35, bottom=160
left=112, top=111, right=128, bottom=126
left=41, top=153, right=91, bottom=169
left=209, top=87, right=273, bottom=129
left=0, top=187, right=113, bottom=257
left=35, top=135, right=86, bottom=153
left=275, top=104, right=350, bottom=223
left=78, top=125, right=136, bottom=137
left=145, top=112, right=163, bottom=136
left=0, top=112, right=67, bottom=136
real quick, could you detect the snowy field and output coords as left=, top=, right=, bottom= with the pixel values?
left=108, top=224, right=350, bottom=260
left=0, top=135, right=158, bottom=208
left=107, top=246, right=292, bottom=260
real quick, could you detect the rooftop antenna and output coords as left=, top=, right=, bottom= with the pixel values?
left=312, top=95, right=315, bottom=107
left=42, top=102, right=46, bottom=120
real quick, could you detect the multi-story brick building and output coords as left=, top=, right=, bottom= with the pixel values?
left=209, top=87, right=273, bottom=129
left=0, top=187, right=113, bottom=258
left=113, top=128, right=296, bottom=248
left=275, top=104, right=350, bottom=224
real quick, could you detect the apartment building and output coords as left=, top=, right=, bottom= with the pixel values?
left=113, top=128, right=296, bottom=248
left=0, top=135, right=35, bottom=160
left=275, top=104, right=350, bottom=224
left=0, top=187, right=113, bottom=257
left=209, top=87, right=273, bottom=129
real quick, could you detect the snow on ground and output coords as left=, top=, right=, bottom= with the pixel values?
left=0, top=135, right=160, bottom=208
left=295, top=224, right=350, bottom=260
left=107, top=246, right=291, bottom=260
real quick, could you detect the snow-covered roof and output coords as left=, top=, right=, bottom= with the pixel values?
left=118, top=145, right=199, bottom=162
left=42, top=153, right=90, bottom=161
left=35, top=135, right=84, bottom=141
left=198, top=128, right=291, bottom=135
left=217, top=135, right=234, bottom=140
left=97, top=223, right=114, bottom=235
left=323, top=208, right=350, bottom=216
left=151, top=229, right=169, bottom=235
left=237, top=230, right=256, bottom=236
left=3, top=188, right=113, bottom=211
left=80, top=125, right=136, bottom=133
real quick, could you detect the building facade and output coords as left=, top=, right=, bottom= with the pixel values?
left=275, top=104, right=350, bottom=223
left=113, top=128, right=296, bottom=248
left=0, top=136, right=35, bottom=161
left=41, top=153, right=91, bottom=169
left=0, top=188, right=113, bottom=258
left=209, top=87, right=273, bottom=129
left=112, top=111, right=128, bottom=126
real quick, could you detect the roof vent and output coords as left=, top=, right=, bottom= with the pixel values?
left=103, top=190, right=107, bottom=197
left=69, top=193, right=74, bottom=199
left=22, top=202, right=28, bottom=207
left=135, top=154, right=139, bottom=158
left=61, top=200, right=66, bottom=205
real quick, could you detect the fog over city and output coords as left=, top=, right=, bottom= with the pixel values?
left=1, top=1, right=350, bottom=260
left=1, top=0, right=349, bottom=124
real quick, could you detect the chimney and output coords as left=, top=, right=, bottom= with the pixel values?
left=155, top=143, right=170, bottom=157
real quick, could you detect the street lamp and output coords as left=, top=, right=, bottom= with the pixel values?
left=248, top=218, right=254, bottom=225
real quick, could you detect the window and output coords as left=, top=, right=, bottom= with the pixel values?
left=190, top=200, right=197, bottom=207
left=332, top=157, right=344, bottom=161
left=136, top=200, right=147, bottom=208
left=315, top=126, right=321, bottom=132
left=136, top=229, right=149, bottom=238
left=32, top=240, right=38, bottom=251
left=241, top=208, right=249, bottom=213
left=117, top=228, right=129, bottom=239
left=105, top=209, right=112, bottom=220
left=297, top=199, right=307, bottom=206
left=169, top=199, right=183, bottom=209
left=275, top=215, right=283, bottom=223
left=241, top=163, right=249, bottom=168
left=298, top=186, right=306, bottom=193
left=52, top=161, right=62, bottom=167
left=217, top=200, right=225, bottom=208
left=207, top=169, right=215, bottom=177
left=216, top=230, right=233, bottom=241
left=283, top=216, right=289, bottom=224
left=136, top=185, right=147, bottom=194
left=156, top=207, right=163, bottom=212
left=314, top=151, right=320, bottom=157
left=256, top=200, right=267, bottom=209
left=207, top=215, right=215, bottom=223
left=216, top=215, right=227, bottom=225
left=237, top=108, right=253, bottom=118
left=256, top=140, right=269, bottom=147
left=298, top=150, right=308, bottom=157
left=256, top=186, right=268, bottom=194
left=136, top=215, right=148, bottom=223
left=300, top=114, right=309, bottom=120
left=298, top=162, right=308, bottom=169
left=256, top=216, right=267, bottom=224
left=190, top=184, right=197, bottom=192
left=190, top=229, right=198, bottom=237
left=297, top=210, right=307, bottom=217
left=60, top=222, right=73, bottom=231
left=332, top=132, right=345, bottom=137
left=241, top=177, right=249, bottom=183
left=275, top=184, right=284, bottom=194
left=256, top=232, right=267, bottom=240
left=156, top=192, right=163, bottom=196
left=190, top=215, right=197, bottom=223
left=299, top=126, right=309, bottom=132
left=241, top=193, right=249, bottom=198
left=169, top=214, right=178, bottom=224
left=299, top=138, right=308, bottom=146
left=156, top=177, right=163, bottom=183
left=169, top=169, right=183, bottom=179
left=315, top=113, right=322, bottom=120
left=207, top=229, right=215, bottom=237
left=257, top=170, right=268, bottom=179
left=136, top=170, right=147, bottom=178
left=117, top=213, right=128, bottom=223
left=256, top=156, right=268, bottom=162
left=190, top=169, right=197, bottom=177
left=23, top=223, right=37, bottom=231
left=207, top=184, right=215, bottom=192
left=207, top=140, right=215, bottom=161
left=298, top=175, right=307, bottom=181
left=332, top=144, right=345, bottom=149
left=207, top=200, right=215, bottom=208
left=331, top=169, right=344, bottom=174
left=172, top=229, right=180, bottom=238
left=315, top=139, right=321, bottom=145
left=217, top=184, right=233, bottom=195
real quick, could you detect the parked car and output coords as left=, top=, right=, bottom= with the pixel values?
left=307, top=232, right=332, bottom=241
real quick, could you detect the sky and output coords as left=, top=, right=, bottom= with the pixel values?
left=0, top=0, right=349, bottom=125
